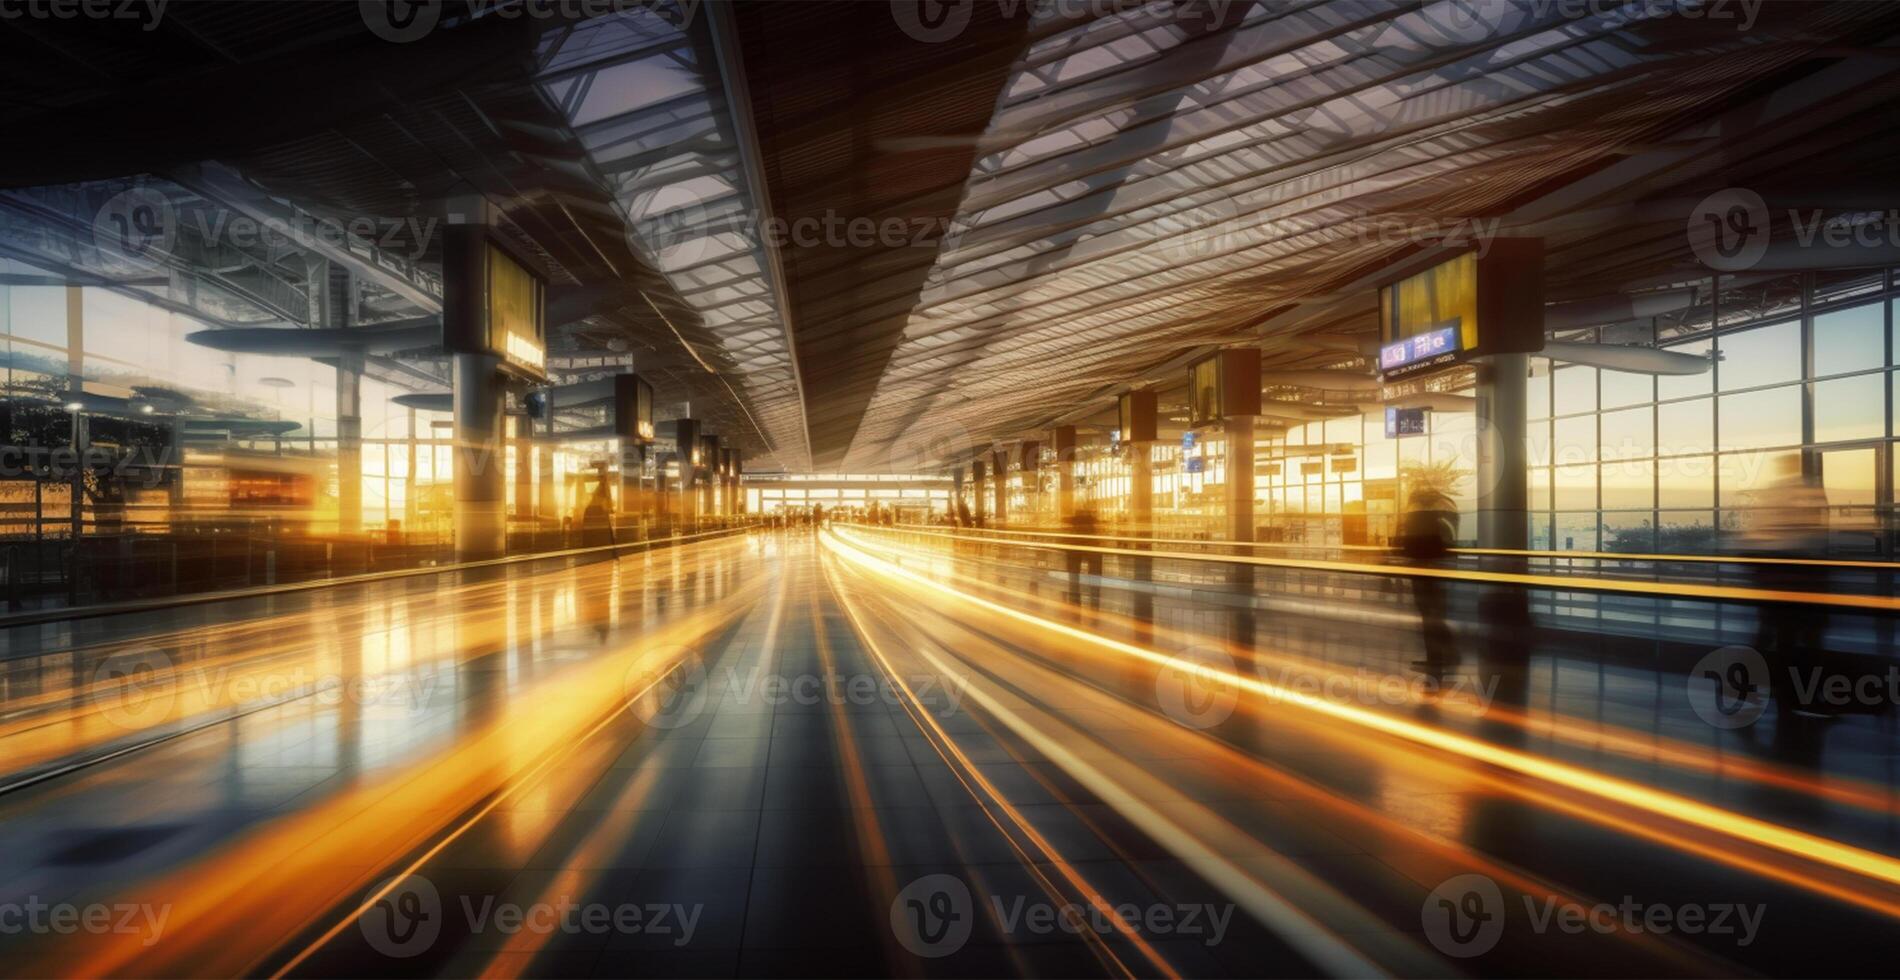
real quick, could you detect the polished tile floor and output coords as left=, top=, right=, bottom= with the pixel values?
left=0, top=529, right=1896, bottom=977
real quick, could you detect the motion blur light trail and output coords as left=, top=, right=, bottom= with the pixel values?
left=875, top=525, right=1900, bottom=611
left=865, top=527, right=1900, bottom=822
left=823, top=527, right=1900, bottom=912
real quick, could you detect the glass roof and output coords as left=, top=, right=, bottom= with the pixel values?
left=537, top=2, right=811, bottom=471
left=841, top=0, right=1718, bottom=469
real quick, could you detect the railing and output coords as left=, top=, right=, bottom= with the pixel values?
left=0, top=512, right=759, bottom=615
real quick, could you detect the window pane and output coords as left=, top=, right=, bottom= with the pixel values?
left=1657, top=455, right=1715, bottom=508
left=1527, top=419, right=1550, bottom=466
left=1555, top=513, right=1598, bottom=551
left=1656, top=510, right=1717, bottom=554
left=1657, top=398, right=1714, bottom=457
left=1602, top=512, right=1655, bottom=553
left=1719, top=449, right=1801, bottom=505
left=1553, top=366, right=1597, bottom=414
left=1718, top=387, right=1801, bottom=451
left=1718, top=321, right=1800, bottom=391
left=1812, top=374, right=1886, bottom=443
left=1527, top=358, right=1551, bottom=420
left=1600, top=406, right=1653, bottom=460
left=1813, top=302, right=1883, bottom=377
left=1528, top=466, right=1551, bottom=511
left=1600, top=369, right=1653, bottom=409
left=1554, top=464, right=1595, bottom=511
left=1600, top=457, right=1654, bottom=509
left=1658, top=339, right=1713, bottom=400
left=1553, top=415, right=1596, bottom=465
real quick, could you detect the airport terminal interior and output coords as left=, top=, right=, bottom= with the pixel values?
left=5, top=0, right=1900, bottom=976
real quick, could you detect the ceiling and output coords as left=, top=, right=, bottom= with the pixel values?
left=6, top=1, right=1900, bottom=471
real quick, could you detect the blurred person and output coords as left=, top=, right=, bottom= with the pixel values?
left=1736, top=455, right=1854, bottom=721
left=1399, top=488, right=1458, bottom=676
left=580, top=467, right=616, bottom=547
left=1066, top=505, right=1102, bottom=610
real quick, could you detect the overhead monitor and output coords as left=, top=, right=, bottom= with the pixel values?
left=442, top=226, right=548, bottom=381
left=1187, top=356, right=1221, bottom=427
left=1118, top=389, right=1157, bottom=444
left=1185, top=348, right=1262, bottom=426
left=1377, top=240, right=1543, bottom=382
left=1385, top=406, right=1430, bottom=438
left=613, top=374, right=655, bottom=444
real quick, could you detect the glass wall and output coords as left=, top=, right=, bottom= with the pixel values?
left=1527, top=270, right=1895, bottom=556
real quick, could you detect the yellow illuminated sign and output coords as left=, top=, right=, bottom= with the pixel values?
left=487, top=243, right=545, bottom=375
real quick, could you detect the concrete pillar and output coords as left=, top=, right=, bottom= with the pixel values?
left=1477, top=353, right=1530, bottom=549
left=335, top=351, right=363, bottom=535
left=513, top=415, right=534, bottom=522
left=1130, top=441, right=1153, bottom=533
left=971, top=458, right=987, bottom=526
left=992, top=449, right=1008, bottom=528
left=453, top=352, right=506, bottom=561
left=537, top=438, right=556, bottom=523
left=1226, top=415, right=1256, bottom=543
left=1053, top=426, right=1076, bottom=523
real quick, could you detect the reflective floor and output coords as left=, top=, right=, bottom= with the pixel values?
left=1, top=528, right=1897, bottom=977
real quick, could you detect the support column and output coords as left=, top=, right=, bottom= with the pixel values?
left=992, top=449, right=1008, bottom=528
left=453, top=352, right=507, bottom=562
left=65, top=286, right=84, bottom=547
left=1225, top=415, right=1256, bottom=544
left=1053, top=426, right=1076, bottom=523
left=335, top=351, right=363, bottom=535
left=1477, top=353, right=1529, bottom=549
left=971, top=458, right=987, bottom=526
left=537, top=436, right=555, bottom=524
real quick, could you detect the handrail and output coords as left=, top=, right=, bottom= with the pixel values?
left=892, top=523, right=1899, bottom=571
left=855, top=525, right=1900, bottom=612
left=0, top=524, right=757, bottom=630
